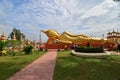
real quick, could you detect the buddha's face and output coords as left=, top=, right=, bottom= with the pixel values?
left=41, top=30, right=60, bottom=39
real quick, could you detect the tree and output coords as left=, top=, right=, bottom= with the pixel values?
left=9, top=28, right=25, bottom=41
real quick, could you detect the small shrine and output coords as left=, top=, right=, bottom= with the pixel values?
left=26, top=39, right=31, bottom=45
left=33, top=40, right=36, bottom=49
left=0, top=32, right=6, bottom=41
left=12, top=33, right=16, bottom=40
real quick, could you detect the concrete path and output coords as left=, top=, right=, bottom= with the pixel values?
left=8, top=49, right=57, bottom=80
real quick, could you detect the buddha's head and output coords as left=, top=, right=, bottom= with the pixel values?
left=41, top=30, right=60, bottom=39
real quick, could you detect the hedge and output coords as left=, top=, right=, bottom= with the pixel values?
left=75, top=46, right=104, bottom=53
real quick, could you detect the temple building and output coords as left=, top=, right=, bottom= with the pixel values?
left=0, top=32, right=6, bottom=41
left=107, top=29, right=120, bottom=43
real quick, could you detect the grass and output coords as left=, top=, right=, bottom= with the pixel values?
left=53, top=50, right=120, bottom=80
left=0, top=50, right=45, bottom=80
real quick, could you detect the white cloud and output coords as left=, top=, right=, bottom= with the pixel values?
left=0, top=0, right=119, bottom=42
left=81, top=0, right=116, bottom=18
left=0, top=24, right=13, bottom=37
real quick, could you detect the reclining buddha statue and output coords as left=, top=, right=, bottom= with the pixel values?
left=41, top=29, right=104, bottom=44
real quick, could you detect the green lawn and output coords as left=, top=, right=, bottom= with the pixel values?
left=0, top=51, right=45, bottom=80
left=54, top=50, right=120, bottom=80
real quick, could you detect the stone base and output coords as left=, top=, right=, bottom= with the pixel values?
left=71, top=50, right=111, bottom=58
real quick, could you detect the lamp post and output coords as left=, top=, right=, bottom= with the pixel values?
left=39, top=30, right=43, bottom=51
left=20, top=35, right=24, bottom=49
left=102, top=34, right=104, bottom=44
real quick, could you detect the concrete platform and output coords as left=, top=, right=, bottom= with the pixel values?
left=72, top=50, right=111, bottom=58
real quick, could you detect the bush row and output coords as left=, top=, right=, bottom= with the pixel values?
left=75, top=46, right=104, bottom=53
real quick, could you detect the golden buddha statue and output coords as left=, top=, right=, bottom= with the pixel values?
left=41, top=29, right=104, bottom=44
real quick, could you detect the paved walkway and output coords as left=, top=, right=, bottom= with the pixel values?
left=8, top=49, right=57, bottom=80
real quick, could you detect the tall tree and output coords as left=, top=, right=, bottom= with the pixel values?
left=9, top=28, right=25, bottom=41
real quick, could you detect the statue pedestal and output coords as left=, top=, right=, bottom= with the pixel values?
left=45, top=38, right=71, bottom=49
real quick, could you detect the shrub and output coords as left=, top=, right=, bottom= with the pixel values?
left=23, top=45, right=33, bottom=54
left=39, top=47, right=43, bottom=51
left=64, top=48, right=68, bottom=51
left=0, top=40, right=6, bottom=51
left=45, top=48, right=48, bottom=51
left=8, top=51, right=16, bottom=56
left=75, top=46, right=104, bottom=53
left=100, top=45, right=104, bottom=52
left=0, top=40, right=7, bottom=56
left=58, top=49, right=60, bottom=51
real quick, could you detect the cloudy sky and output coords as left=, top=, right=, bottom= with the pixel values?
left=0, top=0, right=120, bottom=42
